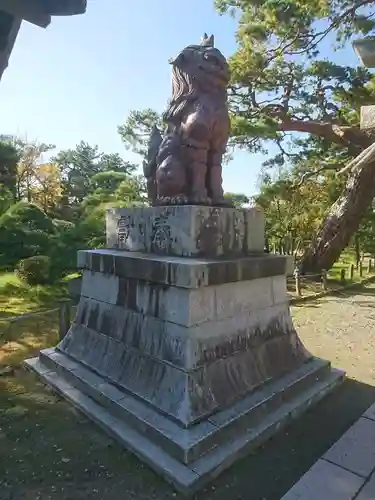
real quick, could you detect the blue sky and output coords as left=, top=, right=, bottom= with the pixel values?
left=0, top=1, right=361, bottom=196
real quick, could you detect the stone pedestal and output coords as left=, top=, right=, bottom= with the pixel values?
left=25, top=206, right=344, bottom=494
left=360, top=105, right=375, bottom=130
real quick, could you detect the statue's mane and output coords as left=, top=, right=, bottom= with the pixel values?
left=163, top=66, right=199, bottom=123
left=163, top=35, right=228, bottom=125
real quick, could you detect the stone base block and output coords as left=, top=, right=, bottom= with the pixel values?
left=59, top=252, right=311, bottom=427
left=77, top=249, right=290, bottom=288
left=106, top=205, right=265, bottom=257
left=361, top=105, right=375, bottom=130
left=25, top=352, right=344, bottom=495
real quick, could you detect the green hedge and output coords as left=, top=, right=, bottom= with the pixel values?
left=16, top=255, right=51, bottom=285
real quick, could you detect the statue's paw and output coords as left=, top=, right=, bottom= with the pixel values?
left=211, top=196, right=231, bottom=207
left=190, top=194, right=209, bottom=205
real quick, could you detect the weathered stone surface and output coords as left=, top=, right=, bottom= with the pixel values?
left=272, top=275, right=289, bottom=304
left=106, top=205, right=265, bottom=257
left=58, top=326, right=199, bottom=426
left=79, top=270, right=288, bottom=326
left=57, top=254, right=304, bottom=427
left=196, top=304, right=308, bottom=363
left=285, top=255, right=295, bottom=276
left=355, top=469, right=375, bottom=499
left=26, top=359, right=202, bottom=493
left=77, top=250, right=289, bottom=288
left=81, top=272, right=120, bottom=304
left=281, top=459, right=364, bottom=500
left=80, top=271, right=215, bottom=326
left=25, top=353, right=344, bottom=495
left=72, top=293, right=300, bottom=367
left=361, top=105, right=375, bottom=130
left=57, top=300, right=309, bottom=426
left=37, top=348, right=217, bottom=463
left=67, top=276, right=82, bottom=304
left=214, top=277, right=273, bottom=318
left=363, top=401, right=375, bottom=421
left=207, top=358, right=330, bottom=431
left=72, top=301, right=189, bottom=366
left=191, top=370, right=344, bottom=482
left=324, top=417, right=375, bottom=478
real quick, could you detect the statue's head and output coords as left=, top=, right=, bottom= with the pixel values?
left=164, top=34, right=229, bottom=122
left=169, top=34, right=230, bottom=90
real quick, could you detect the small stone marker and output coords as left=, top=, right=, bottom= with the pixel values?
left=349, top=263, right=354, bottom=280
left=340, top=268, right=346, bottom=283
left=321, top=270, right=328, bottom=291
left=58, top=300, right=71, bottom=341
left=294, top=267, right=301, bottom=296
left=361, top=105, right=375, bottom=130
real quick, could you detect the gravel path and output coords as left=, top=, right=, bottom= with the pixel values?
left=1, top=284, right=375, bottom=500
left=293, top=282, right=375, bottom=385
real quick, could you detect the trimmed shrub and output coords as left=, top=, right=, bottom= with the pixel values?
left=16, top=255, right=51, bottom=285
left=0, top=201, right=55, bottom=268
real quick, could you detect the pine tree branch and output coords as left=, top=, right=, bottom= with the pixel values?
left=294, top=164, right=342, bottom=187
left=279, top=119, right=370, bottom=149
left=286, top=0, right=375, bottom=55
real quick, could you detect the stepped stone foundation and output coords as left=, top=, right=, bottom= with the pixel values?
left=26, top=205, right=344, bottom=495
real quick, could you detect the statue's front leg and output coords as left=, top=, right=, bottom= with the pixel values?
left=184, top=140, right=208, bottom=204
left=189, top=160, right=208, bottom=204
left=207, top=150, right=224, bottom=204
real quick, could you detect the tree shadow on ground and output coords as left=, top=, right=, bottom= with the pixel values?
left=0, top=314, right=59, bottom=367
left=292, top=282, right=375, bottom=310
left=1, top=369, right=374, bottom=500
left=196, top=377, right=375, bottom=500
left=334, top=286, right=375, bottom=299
left=293, top=302, right=321, bottom=309
left=0, top=276, right=68, bottom=319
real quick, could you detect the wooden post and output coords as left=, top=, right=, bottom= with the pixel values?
left=349, top=264, right=354, bottom=280
left=368, top=259, right=372, bottom=274
left=265, top=238, right=270, bottom=253
left=321, top=270, right=328, bottom=291
left=340, top=268, right=346, bottom=283
left=290, top=235, right=294, bottom=256
left=58, top=300, right=71, bottom=341
left=294, top=267, right=301, bottom=297
left=359, top=261, right=363, bottom=278
left=355, top=234, right=360, bottom=268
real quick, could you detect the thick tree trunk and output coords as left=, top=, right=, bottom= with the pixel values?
left=300, top=160, right=375, bottom=273
left=274, top=118, right=375, bottom=273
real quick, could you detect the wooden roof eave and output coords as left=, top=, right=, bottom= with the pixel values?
left=0, top=0, right=87, bottom=28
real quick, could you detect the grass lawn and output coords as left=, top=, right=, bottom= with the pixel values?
left=287, top=256, right=375, bottom=298
left=0, top=311, right=59, bottom=368
left=0, top=272, right=71, bottom=319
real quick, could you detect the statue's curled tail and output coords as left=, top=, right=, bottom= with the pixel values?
left=143, top=125, right=162, bottom=203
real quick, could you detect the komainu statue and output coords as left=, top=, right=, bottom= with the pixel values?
left=143, top=34, right=230, bottom=206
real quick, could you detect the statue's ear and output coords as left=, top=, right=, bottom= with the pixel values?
left=201, top=33, right=209, bottom=44
left=200, top=33, right=214, bottom=47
